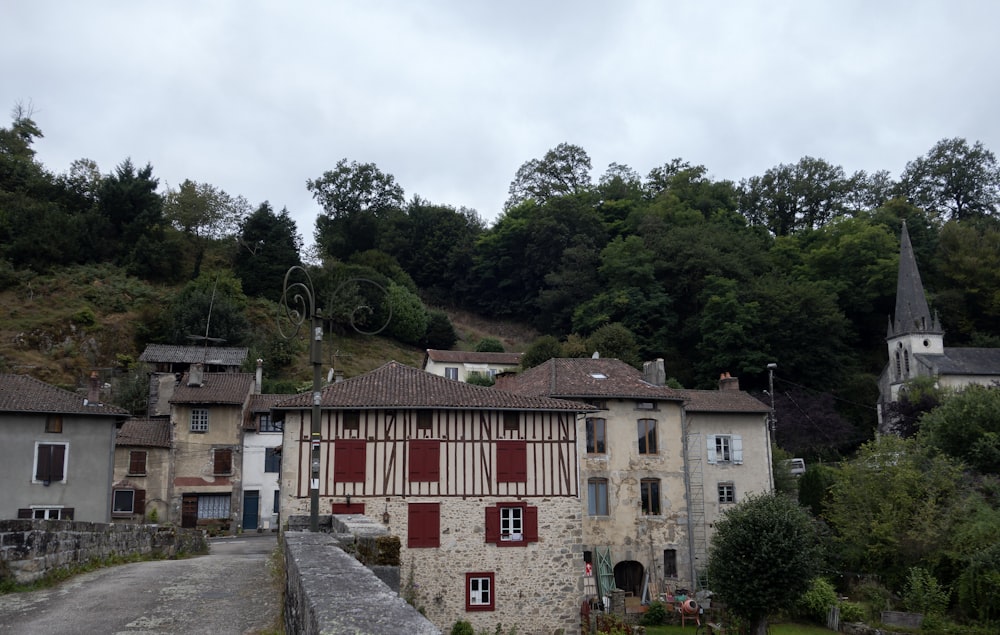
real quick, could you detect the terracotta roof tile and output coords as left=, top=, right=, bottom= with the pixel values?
left=170, top=372, right=255, bottom=405
left=244, top=393, right=291, bottom=429
left=139, top=344, right=249, bottom=366
left=499, top=358, right=686, bottom=402
left=679, top=389, right=771, bottom=413
left=0, top=374, right=128, bottom=416
left=425, top=349, right=523, bottom=365
left=116, top=416, right=172, bottom=447
left=274, top=361, right=593, bottom=411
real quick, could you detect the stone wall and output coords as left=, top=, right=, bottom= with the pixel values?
left=284, top=531, right=440, bottom=635
left=0, top=519, right=208, bottom=584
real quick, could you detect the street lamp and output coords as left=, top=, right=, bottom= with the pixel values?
left=279, top=266, right=391, bottom=531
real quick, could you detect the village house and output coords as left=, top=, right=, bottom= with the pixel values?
left=1, top=373, right=128, bottom=522
left=111, top=416, right=172, bottom=524
left=168, top=365, right=255, bottom=531
left=241, top=385, right=286, bottom=532
left=878, top=222, right=1000, bottom=432
left=138, top=344, right=249, bottom=415
left=274, top=361, right=593, bottom=635
left=423, top=349, right=522, bottom=382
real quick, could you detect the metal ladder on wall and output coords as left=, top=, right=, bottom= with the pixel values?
left=686, top=432, right=708, bottom=590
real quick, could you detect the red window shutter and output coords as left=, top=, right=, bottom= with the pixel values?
left=331, top=502, right=365, bottom=514
left=408, top=502, right=440, bottom=548
left=134, top=490, right=146, bottom=515
left=408, top=440, right=440, bottom=482
left=523, top=505, right=538, bottom=542
left=484, top=505, right=500, bottom=544
left=497, top=440, right=527, bottom=483
left=214, top=448, right=232, bottom=475
left=129, top=451, right=147, bottom=475
left=334, top=440, right=366, bottom=483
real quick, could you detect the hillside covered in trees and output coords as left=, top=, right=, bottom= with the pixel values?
left=4, top=104, right=1000, bottom=462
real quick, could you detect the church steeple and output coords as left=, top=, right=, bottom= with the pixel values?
left=889, top=221, right=942, bottom=337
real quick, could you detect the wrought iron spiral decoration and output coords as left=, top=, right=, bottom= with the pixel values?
left=278, top=265, right=392, bottom=339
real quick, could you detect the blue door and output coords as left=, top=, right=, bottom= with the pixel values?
left=242, top=490, right=259, bottom=530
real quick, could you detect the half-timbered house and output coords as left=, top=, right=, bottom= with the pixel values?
left=275, top=361, right=594, bottom=635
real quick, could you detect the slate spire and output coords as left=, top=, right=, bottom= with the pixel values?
left=891, top=221, right=941, bottom=336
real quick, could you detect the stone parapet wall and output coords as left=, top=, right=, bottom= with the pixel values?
left=283, top=532, right=440, bottom=635
left=0, top=519, right=208, bottom=584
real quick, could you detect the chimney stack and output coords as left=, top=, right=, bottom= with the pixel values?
left=87, top=371, right=101, bottom=405
left=718, top=372, right=739, bottom=391
left=643, top=359, right=666, bottom=387
left=255, top=358, right=263, bottom=394
left=188, top=363, right=204, bottom=387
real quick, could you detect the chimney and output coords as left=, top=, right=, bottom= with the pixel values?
left=718, top=372, right=739, bottom=391
left=255, top=358, right=263, bottom=394
left=643, top=359, right=666, bottom=387
left=334, top=370, right=345, bottom=383
left=87, top=371, right=101, bottom=405
left=188, top=363, right=204, bottom=387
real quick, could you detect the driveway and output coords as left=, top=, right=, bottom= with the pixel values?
left=0, top=533, right=281, bottom=635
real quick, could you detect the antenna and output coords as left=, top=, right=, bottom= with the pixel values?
left=186, top=277, right=226, bottom=363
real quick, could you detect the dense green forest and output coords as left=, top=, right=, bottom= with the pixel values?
left=4, top=105, right=1000, bottom=461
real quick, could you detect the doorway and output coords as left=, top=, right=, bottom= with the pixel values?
left=242, top=490, right=260, bottom=530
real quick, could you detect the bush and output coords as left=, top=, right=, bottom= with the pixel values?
left=640, top=600, right=668, bottom=625
left=795, top=577, right=838, bottom=623
left=838, top=601, right=866, bottom=623
left=903, top=566, right=948, bottom=615
left=450, top=620, right=474, bottom=635
left=475, top=337, right=504, bottom=353
left=422, top=310, right=457, bottom=349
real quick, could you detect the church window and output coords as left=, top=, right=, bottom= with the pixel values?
left=904, top=350, right=910, bottom=374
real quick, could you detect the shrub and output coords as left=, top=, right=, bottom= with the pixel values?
left=640, top=600, right=668, bottom=625
left=838, top=601, right=866, bottom=623
left=450, top=620, right=474, bottom=635
left=903, top=566, right=948, bottom=616
left=475, top=337, right=504, bottom=353
left=795, top=577, right=838, bottom=623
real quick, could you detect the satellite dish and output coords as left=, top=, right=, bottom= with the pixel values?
left=592, top=351, right=600, bottom=359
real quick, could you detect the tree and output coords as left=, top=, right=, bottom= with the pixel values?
left=233, top=202, right=302, bottom=301
left=308, top=159, right=405, bottom=260
left=918, top=384, right=1000, bottom=474
left=97, top=159, right=167, bottom=273
left=739, top=157, right=851, bottom=235
left=384, top=282, right=428, bottom=346
left=899, top=138, right=1000, bottom=221
left=585, top=323, right=640, bottom=368
left=164, top=179, right=249, bottom=278
left=421, top=310, right=457, bottom=350
left=475, top=337, right=504, bottom=353
left=521, top=335, right=563, bottom=370
left=163, top=270, right=250, bottom=345
left=707, top=492, right=821, bottom=635
left=504, top=142, right=592, bottom=210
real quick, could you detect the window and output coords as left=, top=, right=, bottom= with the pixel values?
left=273, top=490, right=280, bottom=514
left=264, top=448, right=281, bottom=473
left=343, top=410, right=361, bottom=433
left=259, top=413, right=282, bottom=433
left=636, top=401, right=655, bottom=410
left=640, top=478, right=661, bottom=515
left=588, top=478, right=609, bottom=516
left=496, top=440, right=527, bottom=483
left=213, top=448, right=233, bottom=475
left=128, top=450, right=147, bottom=476
left=408, top=440, right=440, bottom=482
left=466, top=572, right=495, bottom=611
left=407, top=502, right=440, bottom=548
left=34, top=443, right=67, bottom=483
left=718, top=482, right=735, bottom=504
left=416, top=410, right=433, bottom=432
left=18, top=507, right=73, bottom=520
left=112, top=489, right=146, bottom=515
left=333, top=439, right=366, bottom=483
left=586, top=418, right=606, bottom=454
left=445, top=367, right=458, bottom=380
left=500, top=506, right=523, bottom=541
left=502, top=411, right=519, bottom=433
left=664, top=549, right=678, bottom=578
left=197, top=494, right=231, bottom=519
left=190, top=408, right=209, bottom=432
left=637, top=419, right=657, bottom=454
left=485, top=502, right=538, bottom=546
left=46, top=414, right=62, bottom=433
left=707, top=435, right=743, bottom=464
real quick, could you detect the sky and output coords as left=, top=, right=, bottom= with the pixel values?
left=4, top=1, right=999, bottom=252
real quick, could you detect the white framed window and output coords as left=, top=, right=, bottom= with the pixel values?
left=32, top=507, right=68, bottom=520
left=466, top=572, right=494, bottom=611
left=707, top=434, right=743, bottom=464
left=190, top=408, right=209, bottom=432
left=718, top=482, right=736, bottom=504
left=500, top=506, right=523, bottom=541
left=113, top=489, right=135, bottom=514
left=445, top=367, right=459, bottom=380
left=33, top=442, right=68, bottom=484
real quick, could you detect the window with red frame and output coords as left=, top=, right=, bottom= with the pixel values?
left=496, top=440, right=526, bottom=483
left=333, top=439, right=366, bottom=483
left=466, top=572, right=495, bottom=611
left=408, top=439, right=440, bottom=482
left=407, top=502, right=440, bottom=548
left=484, top=501, right=538, bottom=546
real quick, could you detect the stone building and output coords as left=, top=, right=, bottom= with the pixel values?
left=111, top=416, right=172, bottom=524
left=275, top=361, right=593, bottom=635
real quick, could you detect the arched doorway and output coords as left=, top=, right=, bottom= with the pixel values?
left=613, top=560, right=644, bottom=597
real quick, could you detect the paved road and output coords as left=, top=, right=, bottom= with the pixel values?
left=0, top=533, right=281, bottom=635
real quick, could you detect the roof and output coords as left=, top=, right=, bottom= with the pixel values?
left=138, top=344, right=249, bottom=366
left=916, top=348, right=1000, bottom=376
left=244, top=393, right=291, bottom=429
left=499, top=358, right=685, bottom=402
left=170, top=372, right=255, bottom=405
left=116, top=416, right=171, bottom=447
left=424, top=349, right=523, bottom=365
left=891, top=222, right=942, bottom=336
left=274, top=361, right=593, bottom=412
left=0, top=374, right=128, bottom=417
left=679, top=389, right=772, bottom=413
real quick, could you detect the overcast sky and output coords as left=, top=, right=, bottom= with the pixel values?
left=4, top=1, right=999, bottom=251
